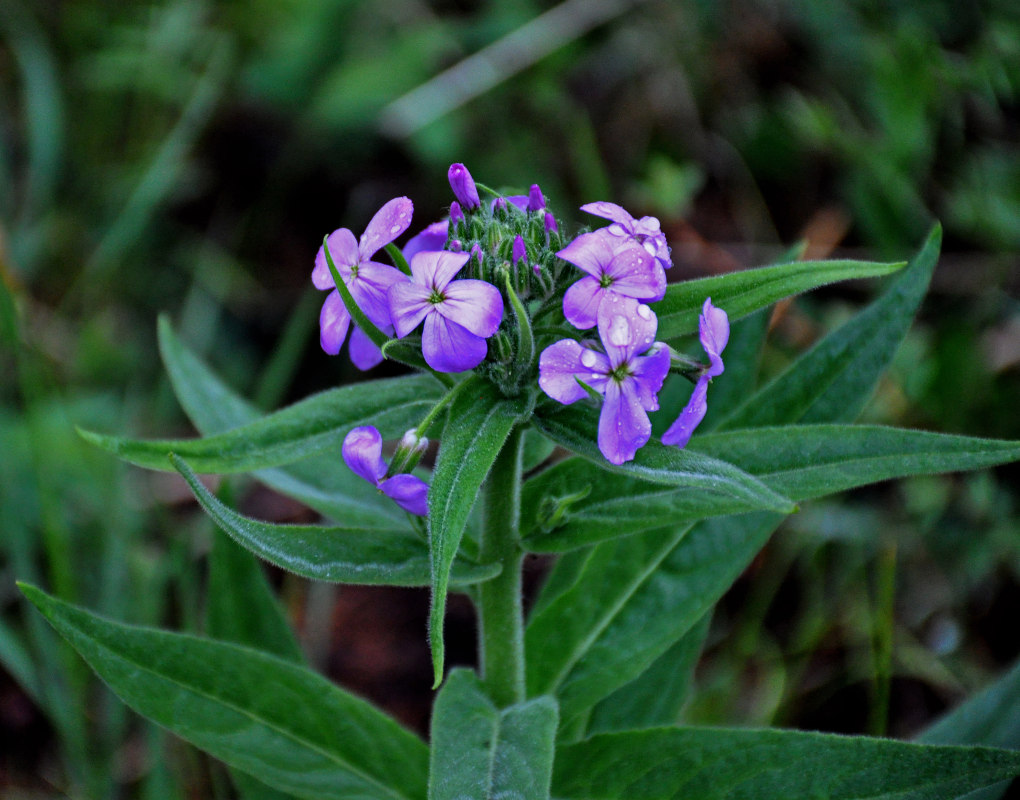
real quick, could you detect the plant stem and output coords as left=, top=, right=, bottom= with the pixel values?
left=477, top=425, right=526, bottom=707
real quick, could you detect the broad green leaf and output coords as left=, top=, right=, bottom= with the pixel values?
left=719, top=224, right=940, bottom=428
left=428, top=378, right=525, bottom=683
left=522, top=426, right=556, bottom=472
left=525, top=513, right=780, bottom=727
left=158, top=316, right=405, bottom=527
left=20, top=584, right=429, bottom=800
left=429, top=669, right=557, bottom=800
left=585, top=612, right=711, bottom=735
left=79, top=373, right=444, bottom=474
left=551, top=727, right=1020, bottom=799
left=206, top=523, right=304, bottom=664
left=522, top=425, right=1020, bottom=551
left=654, top=257, right=905, bottom=341
left=532, top=404, right=794, bottom=513
left=175, top=456, right=499, bottom=587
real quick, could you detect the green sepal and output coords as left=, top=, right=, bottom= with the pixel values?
left=384, top=242, right=412, bottom=276
left=503, top=273, right=535, bottom=368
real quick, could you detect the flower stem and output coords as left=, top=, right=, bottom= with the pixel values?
left=477, top=424, right=526, bottom=707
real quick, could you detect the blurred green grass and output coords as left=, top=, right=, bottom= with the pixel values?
left=2, top=0, right=1018, bottom=795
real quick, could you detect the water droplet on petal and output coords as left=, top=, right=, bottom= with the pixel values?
left=390, top=224, right=402, bottom=234
left=580, top=350, right=597, bottom=368
left=608, top=315, right=630, bottom=347
left=644, top=336, right=652, bottom=344
left=591, top=373, right=599, bottom=380
left=637, top=304, right=652, bottom=320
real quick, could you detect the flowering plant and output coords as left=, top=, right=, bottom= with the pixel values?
left=20, top=164, right=1020, bottom=798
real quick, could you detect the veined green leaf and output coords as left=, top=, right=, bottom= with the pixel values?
left=552, top=726, right=1020, bottom=799
left=20, top=584, right=429, bottom=800
left=428, top=378, right=525, bottom=683
left=80, top=372, right=443, bottom=474
left=429, top=670, right=557, bottom=800
left=654, top=257, right=905, bottom=341
left=719, top=224, right=940, bottom=428
left=175, top=456, right=499, bottom=587
left=532, top=404, right=794, bottom=514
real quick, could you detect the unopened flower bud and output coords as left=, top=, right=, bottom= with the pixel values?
left=448, top=163, right=480, bottom=209
left=471, top=243, right=484, bottom=264
left=512, top=235, right=527, bottom=267
left=493, top=197, right=508, bottom=214
left=450, top=201, right=465, bottom=226
left=400, top=428, right=429, bottom=455
left=544, top=211, right=558, bottom=236
left=527, top=184, right=545, bottom=211
left=450, top=239, right=463, bottom=252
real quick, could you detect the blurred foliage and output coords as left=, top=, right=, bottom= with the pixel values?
left=1, top=0, right=1018, bottom=794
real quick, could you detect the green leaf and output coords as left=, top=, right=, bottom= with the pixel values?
left=654, top=257, right=905, bottom=341
left=175, top=455, right=499, bottom=587
left=79, top=373, right=444, bottom=474
left=19, top=584, right=429, bottom=800
left=719, top=224, right=940, bottom=428
left=428, top=378, right=524, bottom=684
left=429, top=669, right=557, bottom=800
left=522, top=427, right=556, bottom=472
left=551, top=727, right=1020, bottom=799
left=158, top=315, right=405, bottom=527
left=532, top=404, right=795, bottom=512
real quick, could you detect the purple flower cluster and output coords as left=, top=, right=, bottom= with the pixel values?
left=342, top=426, right=428, bottom=516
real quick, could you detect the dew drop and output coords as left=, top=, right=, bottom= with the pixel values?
left=644, top=336, right=652, bottom=344
left=580, top=350, right=597, bottom=368
left=637, top=303, right=652, bottom=320
left=608, top=315, right=631, bottom=347
left=390, top=224, right=402, bottom=234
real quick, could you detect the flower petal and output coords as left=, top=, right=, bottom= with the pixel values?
left=597, top=296, right=658, bottom=367
left=422, top=313, right=487, bottom=372
left=409, top=250, right=470, bottom=291
left=313, top=228, right=358, bottom=290
left=341, top=426, right=387, bottom=485
left=605, top=244, right=666, bottom=302
left=661, top=375, right=710, bottom=448
left=580, top=201, right=635, bottom=229
left=350, top=261, right=406, bottom=326
left=402, top=221, right=449, bottom=262
left=699, top=298, right=730, bottom=377
left=598, top=379, right=652, bottom=465
left=631, top=343, right=671, bottom=411
left=387, top=281, right=433, bottom=338
left=319, top=290, right=351, bottom=355
left=359, top=197, right=414, bottom=260
left=380, top=474, right=429, bottom=516
left=348, top=324, right=385, bottom=371
left=435, top=279, right=503, bottom=337
left=562, top=276, right=604, bottom=330
left=556, top=231, right=616, bottom=279
left=538, top=339, right=610, bottom=405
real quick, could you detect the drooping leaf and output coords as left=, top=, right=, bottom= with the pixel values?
left=654, top=257, right=905, bottom=341
left=551, top=726, right=1020, bottom=800
left=719, top=224, right=940, bottom=428
left=429, top=669, right=557, bottom=800
left=175, top=455, right=499, bottom=587
left=19, top=584, right=429, bottom=800
left=428, top=378, right=525, bottom=683
left=79, top=373, right=444, bottom=474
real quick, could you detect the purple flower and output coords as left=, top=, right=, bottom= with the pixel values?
left=512, top=235, right=527, bottom=267
left=661, top=298, right=730, bottom=448
left=527, top=184, right=545, bottom=211
left=448, top=163, right=480, bottom=210
left=558, top=231, right=667, bottom=330
left=342, top=426, right=428, bottom=516
left=539, top=297, right=670, bottom=465
left=311, top=197, right=412, bottom=360
left=388, top=250, right=504, bottom=373
left=581, top=201, right=672, bottom=270
left=402, top=220, right=449, bottom=263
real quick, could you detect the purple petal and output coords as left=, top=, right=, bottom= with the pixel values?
left=409, top=250, right=470, bottom=291
left=387, top=281, right=434, bottom=338
left=349, top=261, right=405, bottom=326
left=598, top=380, right=652, bottom=465
left=422, top=314, right=488, bottom=372
left=538, top=339, right=610, bottom=404
left=313, top=228, right=358, bottom=290
left=348, top=325, right=385, bottom=371
left=604, top=244, right=666, bottom=302
left=661, top=375, right=710, bottom=448
left=556, top=231, right=616, bottom=279
left=380, top=474, right=429, bottom=516
left=359, top=197, right=414, bottom=260
left=437, top=279, right=503, bottom=338
left=448, top=163, right=480, bottom=209
left=631, top=343, right=671, bottom=411
left=699, top=298, right=730, bottom=377
left=342, top=426, right=387, bottom=485
left=402, top=221, right=449, bottom=262
left=562, top=277, right=605, bottom=330
left=319, top=290, right=351, bottom=355
left=597, top=296, right=658, bottom=367
left=580, top=201, right=636, bottom=229
left=504, top=195, right=529, bottom=212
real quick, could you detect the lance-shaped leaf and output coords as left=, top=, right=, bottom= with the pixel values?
left=551, top=726, right=1020, bottom=800
left=19, top=584, right=429, bottom=800
left=79, top=373, right=444, bottom=474
left=428, top=378, right=525, bottom=683
left=654, top=257, right=905, bottom=341
left=158, top=316, right=406, bottom=527
left=719, top=224, right=940, bottom=428
left=429, top=669, right=557, bottom=800
left=532, top=403, right=794, bottom=513
left=175, top=455, right=499, bottom=587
